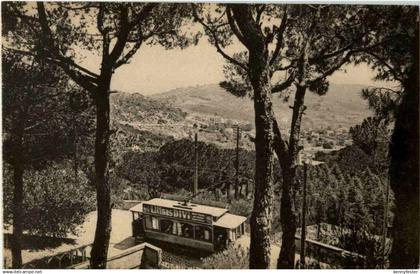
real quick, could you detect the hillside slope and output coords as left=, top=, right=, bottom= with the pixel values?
left=109, top=83, right=372, bottom=153
left=110, top=91, right=256, bottom=151
left=111, top=92, right=186, bottom=124
left=152, top=83, right=372, bottom=130
left=110, top=92, right=186, bottom=152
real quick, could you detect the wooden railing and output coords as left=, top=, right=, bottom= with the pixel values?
left=71, top=242, right=162, bottom=269
left=21, top=242, right=163, bottom=269
left=294, top=235, right=365, bottom=267
left=21, top=244, right=92, bottom=269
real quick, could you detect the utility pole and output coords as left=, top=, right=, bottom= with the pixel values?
left=300, top=162, right=308, bottom=268
left=225, top=163, right=231, bottom=204
left=194, top=132, right=198, bottom=196
left=235, top=126, right=240, bottom=199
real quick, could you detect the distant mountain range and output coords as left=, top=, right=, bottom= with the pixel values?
left=151, top=83, right=372, bottom=130
left=109, top=83, right=372, bottom=152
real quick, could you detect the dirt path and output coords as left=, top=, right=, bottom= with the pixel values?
left=3, top=209, right=135, bottom=268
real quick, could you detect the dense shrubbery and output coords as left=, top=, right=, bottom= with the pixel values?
left=338, top=229, right=390, bottom=268
left=117, top=138, right=282, bottom=194
left=229, top=199, right=253, bottom=218
left=115, top=137, right=392, bottom=238
left=3, top=163, right=96, bottom=238
left=294, top=164, right=393, bottom=236
left=112, top=117, right=393, bottom=269
left=314, top=146, right=373, bottom=175
left=201, top=245, right=249, bottom=269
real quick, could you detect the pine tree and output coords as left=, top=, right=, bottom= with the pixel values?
left=3, top=2, right=197, bottom=267
left=346, top=176, right=372, bottom=232
left=331, top=163, right=346, bottom=188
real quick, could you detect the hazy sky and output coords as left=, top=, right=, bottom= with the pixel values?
left=81, top=39, right=388, bottom=96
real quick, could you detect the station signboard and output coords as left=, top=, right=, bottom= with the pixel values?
left=143, top=204, right=212, bottom=224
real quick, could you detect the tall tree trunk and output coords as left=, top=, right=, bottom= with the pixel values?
left=248, top=48, right=275, bottom=270
left=229, top=5, right=276, bottom=268
left=277, top=165, right=298, bottom=268
left=389, top=22, right=419, bottom=269
left=249, top=73, right=275, bottom=269
left=11, top=155, right=24, bottom=269
left=11, top=119, right=25, bottom=269
left=277, top=85, right=307, bottom=269
left=90, top=72, right=112, bottom=269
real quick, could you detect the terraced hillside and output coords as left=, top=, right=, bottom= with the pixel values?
left=152, top=83, right=372, bottom=130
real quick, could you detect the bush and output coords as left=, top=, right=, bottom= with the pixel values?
left=229, top=199, right=252, bottom=217
left=202, top=245, right=249, bottom=269
left=338, top=229, right=390, bottom=269
left=242, top=123, right=254, bottom=131
left=3, top=163, right=96, bottom=238
left=323, top=141, right=334, bottom=149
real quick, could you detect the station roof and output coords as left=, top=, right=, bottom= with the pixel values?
left=130, top=198, right=229, bottom=218
left=213, top=213, right=247, bottom=229
left=130, top=202, right=143, bottom=213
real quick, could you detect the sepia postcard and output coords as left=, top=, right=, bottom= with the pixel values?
left=1, top=1, right=419, bottom=271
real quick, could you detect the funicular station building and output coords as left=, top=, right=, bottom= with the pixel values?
left=130, top=197, right=247, bottom=252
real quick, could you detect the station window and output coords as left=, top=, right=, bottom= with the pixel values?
left=176, top=222, right=182, bottom=236
left=180, top=223, right=194, bottom=238
left=195, top=226, right=212, bottom=242
left=145, top=215, right=159, bottom=230
left=160, top=219, right=175, bottom=234
left=229, top=229, right=236, bottom=241
left=147, top=216, right=159, bottom=230
left=236, top=226, right=241, bottom=238
left=145, top=215, right=152, bottom=229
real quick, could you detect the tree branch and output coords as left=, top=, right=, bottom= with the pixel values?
left=37, top=2, right=59, bottom=55
left=229, top=4, right=266, bottom=52
left=309, top=51, right=354, bottom=84
left=255, top=4, right=265, bottom=25
left=5, top=47, right=98, bottom=92
left=226, top=6, right=248, bottom=47
left=272, top=71, right=296, bottom=94
left=366, top=51, right=403, bottom=82
left=269, top=7, right=288, bottom=66
left=56, top=2, right=99, bottom=11
left=108, top=3, right=157, bottom=68
left=97, top=3, right=110, bottom=60
left=24, top=122, right=42, bottom=132
left=193, top=6, right=248, bottom=71
left=36, top=2, right=99, bottom=93
left=128, top=3, right=158, bottom=29
left=310, top=42, right=353, bottom=64
left=9, top=5, right=38, bottom=33
left=287, top=84, right=307, bottom=162
left=108, top=5, right=130, bottom=65
left=273, top=118, right=290, bottom=168
left=114, top=39, right=143, bottom=68
left=274, top=62, right=294, bottom=72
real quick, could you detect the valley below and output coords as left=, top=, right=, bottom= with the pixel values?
left=111, top=83, right=372, bottom=153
